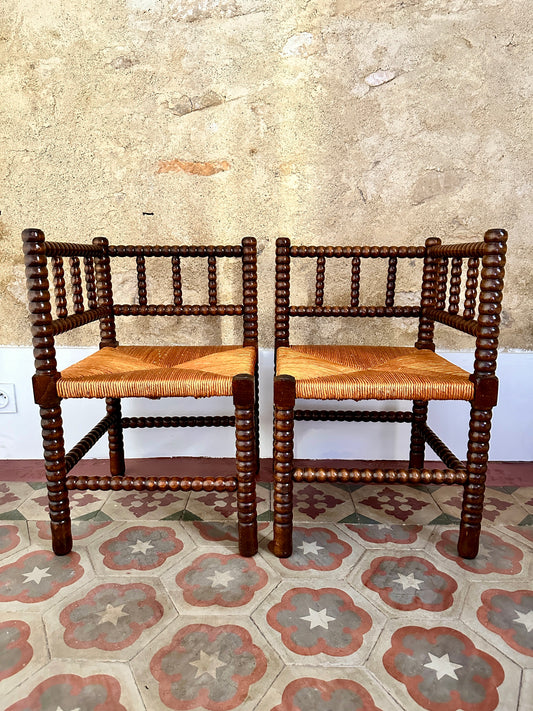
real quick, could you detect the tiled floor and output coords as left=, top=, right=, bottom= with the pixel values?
left=0, top=479, right=532, bottom=710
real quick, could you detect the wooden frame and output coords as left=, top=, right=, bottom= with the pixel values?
left=22, top=229, right=259, bottom=557
left=271, top=229, right=507, bottom=559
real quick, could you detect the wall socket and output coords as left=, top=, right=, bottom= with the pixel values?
left=0, top=383, right=17, bottom=413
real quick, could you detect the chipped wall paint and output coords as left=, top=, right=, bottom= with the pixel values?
left=0, top=0, right=531, bottom=353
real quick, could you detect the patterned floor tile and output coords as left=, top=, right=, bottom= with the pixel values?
left=428, top=526, right=532, bottom=581
left=0, top=522, right=30, bottom=558
left=2, top=659, right=145, bottom=710
left=0, top=547, right=92, bottom=611
left=520, top=669, right=533, bottom=711
left=259, top=524, right=364, bottom=578
left=0, top=611, right=48, bottom=694
left=132, top=616, right=283, bottom=711
left=100, top=488, right=190, bottom=520
left=163, top=548, right=279, bottom=615
left=44, top=577, right=176, bottom=661
left=351, top=485, right=442, bottom=524
left=432, top=485, right=529, bottom=526
left=256, top=666, right=404, bottom=711
left=18, top=488, right=111, bottom=521
left=462, top=580, right=533, bottom=668
left=353, top=548, right=468, bottom=620
left=340, top=522, right=432, bottom=550
left=28, top=519, right=115, bottom=547
left=252, top=580, right=384, bottom=666
left=187, top=520, right=270, bottom=550
left=0, top=483, right=34, bottom=518
left=291, top=482, right=356, bottom=522
left=88, top=521, right=195, bottom=576
left=368, top=618, right=522, bottom=711
left=185, top=482, right=271, bottom=521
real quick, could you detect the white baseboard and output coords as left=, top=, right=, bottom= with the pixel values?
left=1, top=347, right=532, bottom=461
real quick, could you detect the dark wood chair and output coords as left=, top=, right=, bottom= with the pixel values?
left=271, top=229, right=507, bottom=559
left=22, top=229, right=259, bottom=557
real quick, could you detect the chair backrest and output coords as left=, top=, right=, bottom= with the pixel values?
left=22, top=230, right=258, bottom=382
left=274, top=230, right=507, bottom=383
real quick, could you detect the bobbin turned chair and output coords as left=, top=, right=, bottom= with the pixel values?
left=272, top=229, right=507, bottom=559
left=22, top=229, right=259, bottom=557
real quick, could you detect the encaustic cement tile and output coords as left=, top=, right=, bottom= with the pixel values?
left=0, top=611, right=48, bottom=695
left=88, top=521, right=195, bottom=576
left=185, top=482, right=271, bottom=521
left=44, top=576, right=177, bottom=662
left=351, top=484, right=441, bottom=525
left=131, top=615, right=283, bottom=711
left=0, top=546, right=92, bottom=611
left=339, top=522, right=432, bottom=550
left=255, top=665, right=405, bottom=711
left=100, top=488, right=190, bottom=521
left=427, top=525, right=533, bottom=581
left=351, top=549, right=467, bottom=620
left=432, top=485, right=529, bottom=526
left=252, top=580, right=384, bottom=666
left=0, top=522, right=29, bottom=558
left=1, top=659, right=145, bottom=710
left=291, top=482, right=356, bottom=522
left=258, top=524, right=364, bottom=579
left=186, top=520, right=270, bottom=550
left=162, top=548, right=280, bottom=615
left=28, top=519, right=115, bottom=548
left=0, top=483, right=34, bottom=518
left=461, top=580, right=533, bottom=668
left=17, top=487, right=111, bottom=521
left=368, top=618, right=522, bottom=711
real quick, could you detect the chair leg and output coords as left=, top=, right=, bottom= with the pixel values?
left=270, top=374, right=295, bottom=558
left=458, top=406, right=493, bottom=558
left=409, top=399, right=428, bottom=469
left=233, top=374, right=258, bottom=557
left=254, top=360, right=260, bottom=477
left=40, top=402, right=72, bottom=555
left=106, top=397, right=125, bottom=476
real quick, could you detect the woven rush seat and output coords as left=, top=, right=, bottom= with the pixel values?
left=276, top=345, right=474, bottom=401
left=57, top=346, right=257, bottom=399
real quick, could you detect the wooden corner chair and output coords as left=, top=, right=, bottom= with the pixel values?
left=271, top=229, right=507, bottom=560
left=22, top=229, right=259, bottom=557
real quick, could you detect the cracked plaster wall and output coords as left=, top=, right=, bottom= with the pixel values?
left=0, top=0, right=531, bottom=350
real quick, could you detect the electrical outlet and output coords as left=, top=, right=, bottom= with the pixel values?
left=0, top=383, right=17, bottom=413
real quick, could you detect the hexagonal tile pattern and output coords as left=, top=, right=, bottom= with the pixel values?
left=0, top=522, right=29, bottom=557
left=0, top=611, right=48, bottom=694
left=186, top=482, right=271, bottom=521
left=259, top=524, right=364, bottom=578
left=340, top=522, right=432, bottom=549
left=18, top=487, right=110, bottom=521
left=132, top=616, right=283, bottom=710
left=368, top=619, right=522, bottom=711
left=253, top=580, right=384, bottom=666
left=163, top=548, right=279, bottom=615
left=432, top=485, right=529, bottom=526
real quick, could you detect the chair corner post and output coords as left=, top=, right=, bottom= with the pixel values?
left=415, top=236, right=441, bottom=350
left=242, top=237, right=258, bottom=347
left=92, top=236, right=118, bottom=348
left=233, top=373, right=258, bottom=556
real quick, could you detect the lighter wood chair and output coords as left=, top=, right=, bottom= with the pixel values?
left=22, top=229, right=259, bottom=556
left=271, top=229, right=507, bottom=559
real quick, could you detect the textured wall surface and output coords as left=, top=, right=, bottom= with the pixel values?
left=1, top=0, right=531, bottom=349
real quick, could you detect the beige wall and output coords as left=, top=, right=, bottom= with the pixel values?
left=1, top=0, right=531, bottom=350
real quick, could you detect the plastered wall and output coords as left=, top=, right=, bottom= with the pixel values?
left=1, top=0, right=531, bottom=350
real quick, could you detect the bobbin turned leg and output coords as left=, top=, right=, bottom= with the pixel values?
left=40, top=402, right=72, bottom=555
left=458, top=406, right=492, bottom=558
left=270, top=374, right=295, bottom=558
left=106, top=397, right=125, bottom=476
left=409, top=400, right=428, bottom=469
left=233, top=374, right=258, bottom=557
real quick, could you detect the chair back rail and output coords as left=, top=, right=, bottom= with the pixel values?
left=22, top=229, right=258, bottom=385
left=275, top=231, right=507, bottom=375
